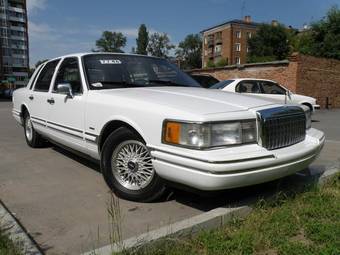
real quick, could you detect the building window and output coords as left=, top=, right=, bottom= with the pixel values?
left=247, top=32, right=252, bottom=39
left=235, top=57, right=241, bottom=65
left=235, top=43, right=241, bottom=52
left=236, top=31, right=241, bottom=38
left=215, top=44, right=222, bottom=54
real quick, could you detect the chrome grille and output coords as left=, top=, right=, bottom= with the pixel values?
left=257, top=106, right=306, bottom=150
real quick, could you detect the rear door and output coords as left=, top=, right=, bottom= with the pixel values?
left=258, top=81, right=287, bottom=103
left=46, top=57, right=87, bottom=153
left=235, top=80, right=262, bottom=97
left=30, top=59, right=60, bottom=137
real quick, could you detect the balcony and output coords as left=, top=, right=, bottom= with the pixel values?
left=10, top=35, right=26, bottom=41
left=215, top=37, right=222, bottom=45
left=214, top=51, right=222, bottom=57
left=11, top=44, right=27, bottom=50
left=207, top=38, right=214, bottom=47
left=8, top=6, right=25, bottom=13
left=9, top=15, right=25, bottom=23
left=12, top=62, right=27, bottom=68
left=10, top=25, right=26, bottom=32
left=13, top=71, right=28, bottom=77
left=12, top=53, right=27, bottom=59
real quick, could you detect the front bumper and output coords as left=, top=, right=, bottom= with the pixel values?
left=149, top=128, right=325, bottom=191
left=313, top=104, right=320, bottom=110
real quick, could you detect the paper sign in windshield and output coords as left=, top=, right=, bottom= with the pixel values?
left=99, top=60, right=122, bottom=64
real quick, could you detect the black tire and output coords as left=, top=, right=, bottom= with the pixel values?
left=23, top=111, right=44, bottom=148
left=101, top=127, right=166, bottom=202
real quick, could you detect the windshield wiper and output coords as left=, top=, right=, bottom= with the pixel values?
left=147, top=79, right=187, bottom=87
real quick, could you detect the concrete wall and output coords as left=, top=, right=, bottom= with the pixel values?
left=189, top=53, right=340, bottom=108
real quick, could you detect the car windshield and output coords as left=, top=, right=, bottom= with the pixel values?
left=83, top=54, right=200, bottom=89
left=209, top=80, right=234, bottom=89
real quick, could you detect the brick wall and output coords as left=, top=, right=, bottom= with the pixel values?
left=189, top=53, right=340, bottom=108
left=296, top=54, right=340, bottom=109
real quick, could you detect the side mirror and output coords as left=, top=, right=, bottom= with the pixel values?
left=57, top=83, right=73, bottom=98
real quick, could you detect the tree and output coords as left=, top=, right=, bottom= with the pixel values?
left=296, top=6, right=340, bottom=60
left=35, top=59, right=49, bottom=68
left=136, top=24, right=149, bottom=55
left=95, top=31, right=127, bottom=53
left=176, top=34, right=202, bottom=69
left=147, top=32, right=175, bottom=58
left=248, top=23, right=290, bottom=63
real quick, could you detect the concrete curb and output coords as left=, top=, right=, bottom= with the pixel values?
left=0, top=201, right=42, bottom=255
left=83, top=206, right=252, bottom=255
left=318, top=165, right=340, bottom=186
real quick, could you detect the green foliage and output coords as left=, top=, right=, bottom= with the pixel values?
left=296, top=6, right=340, bottom=60
left=136, top=24, right=149, bottom=55
left=206, top=59, right=215, bottom=68
left=95, top=31, right=127, bottom=53
left=35, top=59, right=49, bottom=68
left=215, top=58, right=228, bottom=67
left=248, top=23, right=290, bottom=62
left=0, top=227, right=21, bottom=255
left=175, top=34, right=202, bottom=69
left=147, top=32, right=175, bottom=58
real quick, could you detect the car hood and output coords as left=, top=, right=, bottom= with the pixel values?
left=95, top=86, right=278, bottom=115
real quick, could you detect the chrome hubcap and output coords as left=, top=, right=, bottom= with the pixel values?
left=25, top=116, right=33, bottom=142
left=112, top=140, right=154, bottom=190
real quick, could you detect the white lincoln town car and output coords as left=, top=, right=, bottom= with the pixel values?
left=12, top=53, right=325, bottom=202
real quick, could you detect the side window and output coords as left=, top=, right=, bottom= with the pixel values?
left=260, top=81, right=286, bottom=95
left=28, top=64, right=43, bottom=90
left=34, top=60, right=60, bottom=92
left=236, top=81, right=261, bottom=93
left=53, top=58, right=82, bottom=94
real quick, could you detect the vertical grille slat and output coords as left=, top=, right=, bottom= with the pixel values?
left=258, top=106, right=306, bottom=150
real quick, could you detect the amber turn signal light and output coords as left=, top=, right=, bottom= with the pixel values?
left=164, top=121, right=181, bottom=144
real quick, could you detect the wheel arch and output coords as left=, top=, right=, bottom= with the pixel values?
left=98, top=119, right=145, bottom=154
left=301, top=102, right=313, bottom=112
left=20, top=103, right=30, bottom=122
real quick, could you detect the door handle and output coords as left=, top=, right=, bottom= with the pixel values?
left=47, top=98, right=55, bottom=104
left=29, top=95, right=34, bottom=100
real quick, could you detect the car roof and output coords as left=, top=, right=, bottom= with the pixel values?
left=231, top=78, right=276, bottom=82
left=46, top=52, right=164, bottom=63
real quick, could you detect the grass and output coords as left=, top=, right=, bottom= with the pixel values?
left=118, top=174, right=340, bottom=255
left=0, top=226, right=21, bottom=255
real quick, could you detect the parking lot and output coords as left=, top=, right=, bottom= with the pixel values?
left=0, top=100, right=339, bottom=255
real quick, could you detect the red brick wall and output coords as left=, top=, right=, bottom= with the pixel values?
left=189, top=53, right=340, bottom=108
left=296, top=54, right=340, bottom=108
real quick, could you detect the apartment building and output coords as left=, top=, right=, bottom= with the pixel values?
left=201, top=16, right=259, bottom=68
left=0, top=0, right=29, bottom=87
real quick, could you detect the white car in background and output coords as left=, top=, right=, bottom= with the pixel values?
left=210, top=78, right=320, bottom=112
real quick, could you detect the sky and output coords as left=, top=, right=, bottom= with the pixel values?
left=27, top=0, right=340, bottom=67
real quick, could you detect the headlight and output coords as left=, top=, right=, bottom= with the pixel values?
left=162, top=120, right=257, bottom=149
left=301, top=105, right=312, bottom=129
left=305, top=109, right=312, bottom=129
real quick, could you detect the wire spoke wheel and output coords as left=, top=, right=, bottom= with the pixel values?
left=25, top=116, right=33, bottom=142
left=111, top=140, right=154, bottom=191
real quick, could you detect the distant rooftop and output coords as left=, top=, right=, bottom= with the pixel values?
left=200, top=16, right=261, bottom=33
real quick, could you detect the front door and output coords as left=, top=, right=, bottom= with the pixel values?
left=46, top=57, right=87, bottom=154
left=30, top=59, right=61, bottom=137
